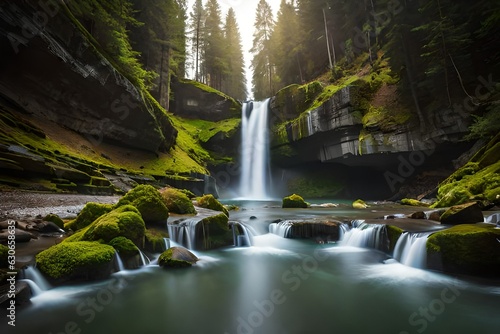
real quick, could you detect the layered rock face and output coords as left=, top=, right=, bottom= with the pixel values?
left=0, top=1, right=176, bottom=153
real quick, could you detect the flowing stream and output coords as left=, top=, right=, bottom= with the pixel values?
left=11, top=201, right=500, bottom=334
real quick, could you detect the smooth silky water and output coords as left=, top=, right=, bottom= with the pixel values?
left=11, top=202, right=500, bottom=334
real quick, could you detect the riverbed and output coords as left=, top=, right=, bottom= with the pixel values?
left=4, top=199, right=500, bottom=334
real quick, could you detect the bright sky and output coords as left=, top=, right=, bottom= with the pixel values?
left=186, top=0, right=282, bottom=98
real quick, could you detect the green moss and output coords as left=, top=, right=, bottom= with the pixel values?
left=35, top=241, right=115, bottom=280
left=43, top=213, right=65, bottom=229
left=65, top=202, right=113, bottom=231
left=82, top=205, right=146, bottom=247
left=180, top=118, right=241, bottom=143
left=178, top=188, right=196, bottom=199
left=108, top=236, right=139, bottom=258
left=386, top=225, right=404, bottom=254
left=144, top=229, right=169, bottom=253
left=287, top=176, right=343, bottom=199
left=179, top=79, right=239, bottom=106
left=427, top=223, right=500, bottom=275
left=400, top=199, right=430, bottom=207
left=282, top=194, right=309, bottom=208
left=197, top=194, right=229, bottom=216
left=198, top=213, right=232, bottom=249
left=352, top=199, right=368, bottom=209
left=115, top=184, right=169, bottom=224
left=158, top=247, right=198, bottom=268
left=0, top=244, right=8, bottom=268
left=160, top=188, right=196, bottom=214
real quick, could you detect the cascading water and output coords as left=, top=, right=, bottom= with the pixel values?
left=24, top=266, right=51, bottom=291
left=393, top=232, right=431, bottom=268
left=240, top=99, right=271, bottom=199
left=231, top=221, right=255, bottom=247
left=340, top=220, right=387, bottom=250
left=114, top=252, right=125, bottom=271
left=269, top=221, right=293, bottom=238
left=167, top=218, right=199, bottom=250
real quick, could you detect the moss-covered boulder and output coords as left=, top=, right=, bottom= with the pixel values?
left=160, top=187, right=196, bottom=214
left=0, top=244, right=8, bottom=268
left=35, top=241, right=115, bottom=282
left=158, top=247, right=198, bottom=268
left=386, top=225, right=404, bottom=253
left=352, top=199, right=368, bottom=209
left=108, top=236, right=139, bottom=258
left=144, top=229, right=169, bottom=253
left=197, top=194, right=229, bottom=216
left=43, top=214, right=64, bottom=229
left=440, top=202, right=484, bottom=225
left=82, top=205, right=146, bottom=247
left=115, top=185, right=169, bottom=225
left=65, top=202, right=113, bottom=231
left=432, top=135, right=500, bottom=208
left=427, top=223, right=500, bottom=276
left=282, top=194, right=308, bottom=208
left=401, top=199, right=430, bottom=207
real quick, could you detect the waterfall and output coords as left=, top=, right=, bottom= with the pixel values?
left=163, top=238, right=171, bottom=250
left=231, top=222, right=255, bottom=247
left=114, top=252, right=125, bottom=271
left=338, top=223, right=350, bottom=239
left=269, top=221, right=293, bottom=238
left=240, top=99, right=271, bottom=199
left=393, top=232, right=431, bottom=268
left=167, top=218, right=198, bottom=250
left=24, top=266, right=51, bottom=291
left=306, top=111, right=313, bottom=135
left=138, top=250, right=150, bottom=266
left=340, top=220, right=387, bottom=250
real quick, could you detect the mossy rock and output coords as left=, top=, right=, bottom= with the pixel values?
left=158, top=247, right=198, bottom=268
left=43, top=213, right=64, bottom=229
left=144, top=229, right=169, bottom=253
left=115, top=184, right=169, bottom=224
left=160, top=187, right=196, bottom=214
left=196, top=213, right=232, bottom=250
left=282, top=194, right=308, bottom=208
left=352, top=199, right=368, bottom=209
left=178, top=188, right=196, bottom=199
left=0, top=244, right=8, bottom=268
left=427, top=223, right=500, bottom=276
left=432, top=136, right=500, bottom=208
left=65, top=202, right=113, bottom=231
left=400, top=199, right=430, bottom=207
left=224, top=204, right=239, bottom=212
left=197, top=194, right=229, bottom=216
left=35, top=241, right=115, bottom=281
left=386, top=225, right=404, bottom=254
left=108, top=236, right=139, bottom=258
left=440, top=202, right=484, bottom=225
left=82, top=205, right=146, bottom=247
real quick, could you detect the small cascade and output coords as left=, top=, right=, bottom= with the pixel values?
left=393, top=232, right=431, bottom=268
left=114, top=252, right=125, bottom=271
left=138, top=250, right=150, bottom=266
left=269, top=221, right=293, bottom=238
left=167, top=218, right=199, bottom=249
left=24, top=266, right=51, bottom=291
left=338, top=223, right=350, bottom=240
left=340, top=220, right=387, bottom=250
left=163, top=238, right=171, bottom=251
left=20, top=279, right=44, bottom=296
left=231, top=222, right=256, bottom=247
left=306, top=111, right=313, bottom=135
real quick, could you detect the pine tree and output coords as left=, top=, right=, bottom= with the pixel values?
left=203, top=0, right=226, bottom=90
left=189, top=0, right=205, bottom=82
left=222, top=8, right=247, bottom=100
left=251, top=0, right=276, bottom=99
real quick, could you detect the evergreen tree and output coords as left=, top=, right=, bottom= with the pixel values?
left=272, top=0, right=303, bottom=86
left=203, top=0, right=226, bottom=90
left=251, top=0, right=276, bottom=99
left=189, top=0, right=205, bottom=82
left=222, top=8, right=247, bottom=100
